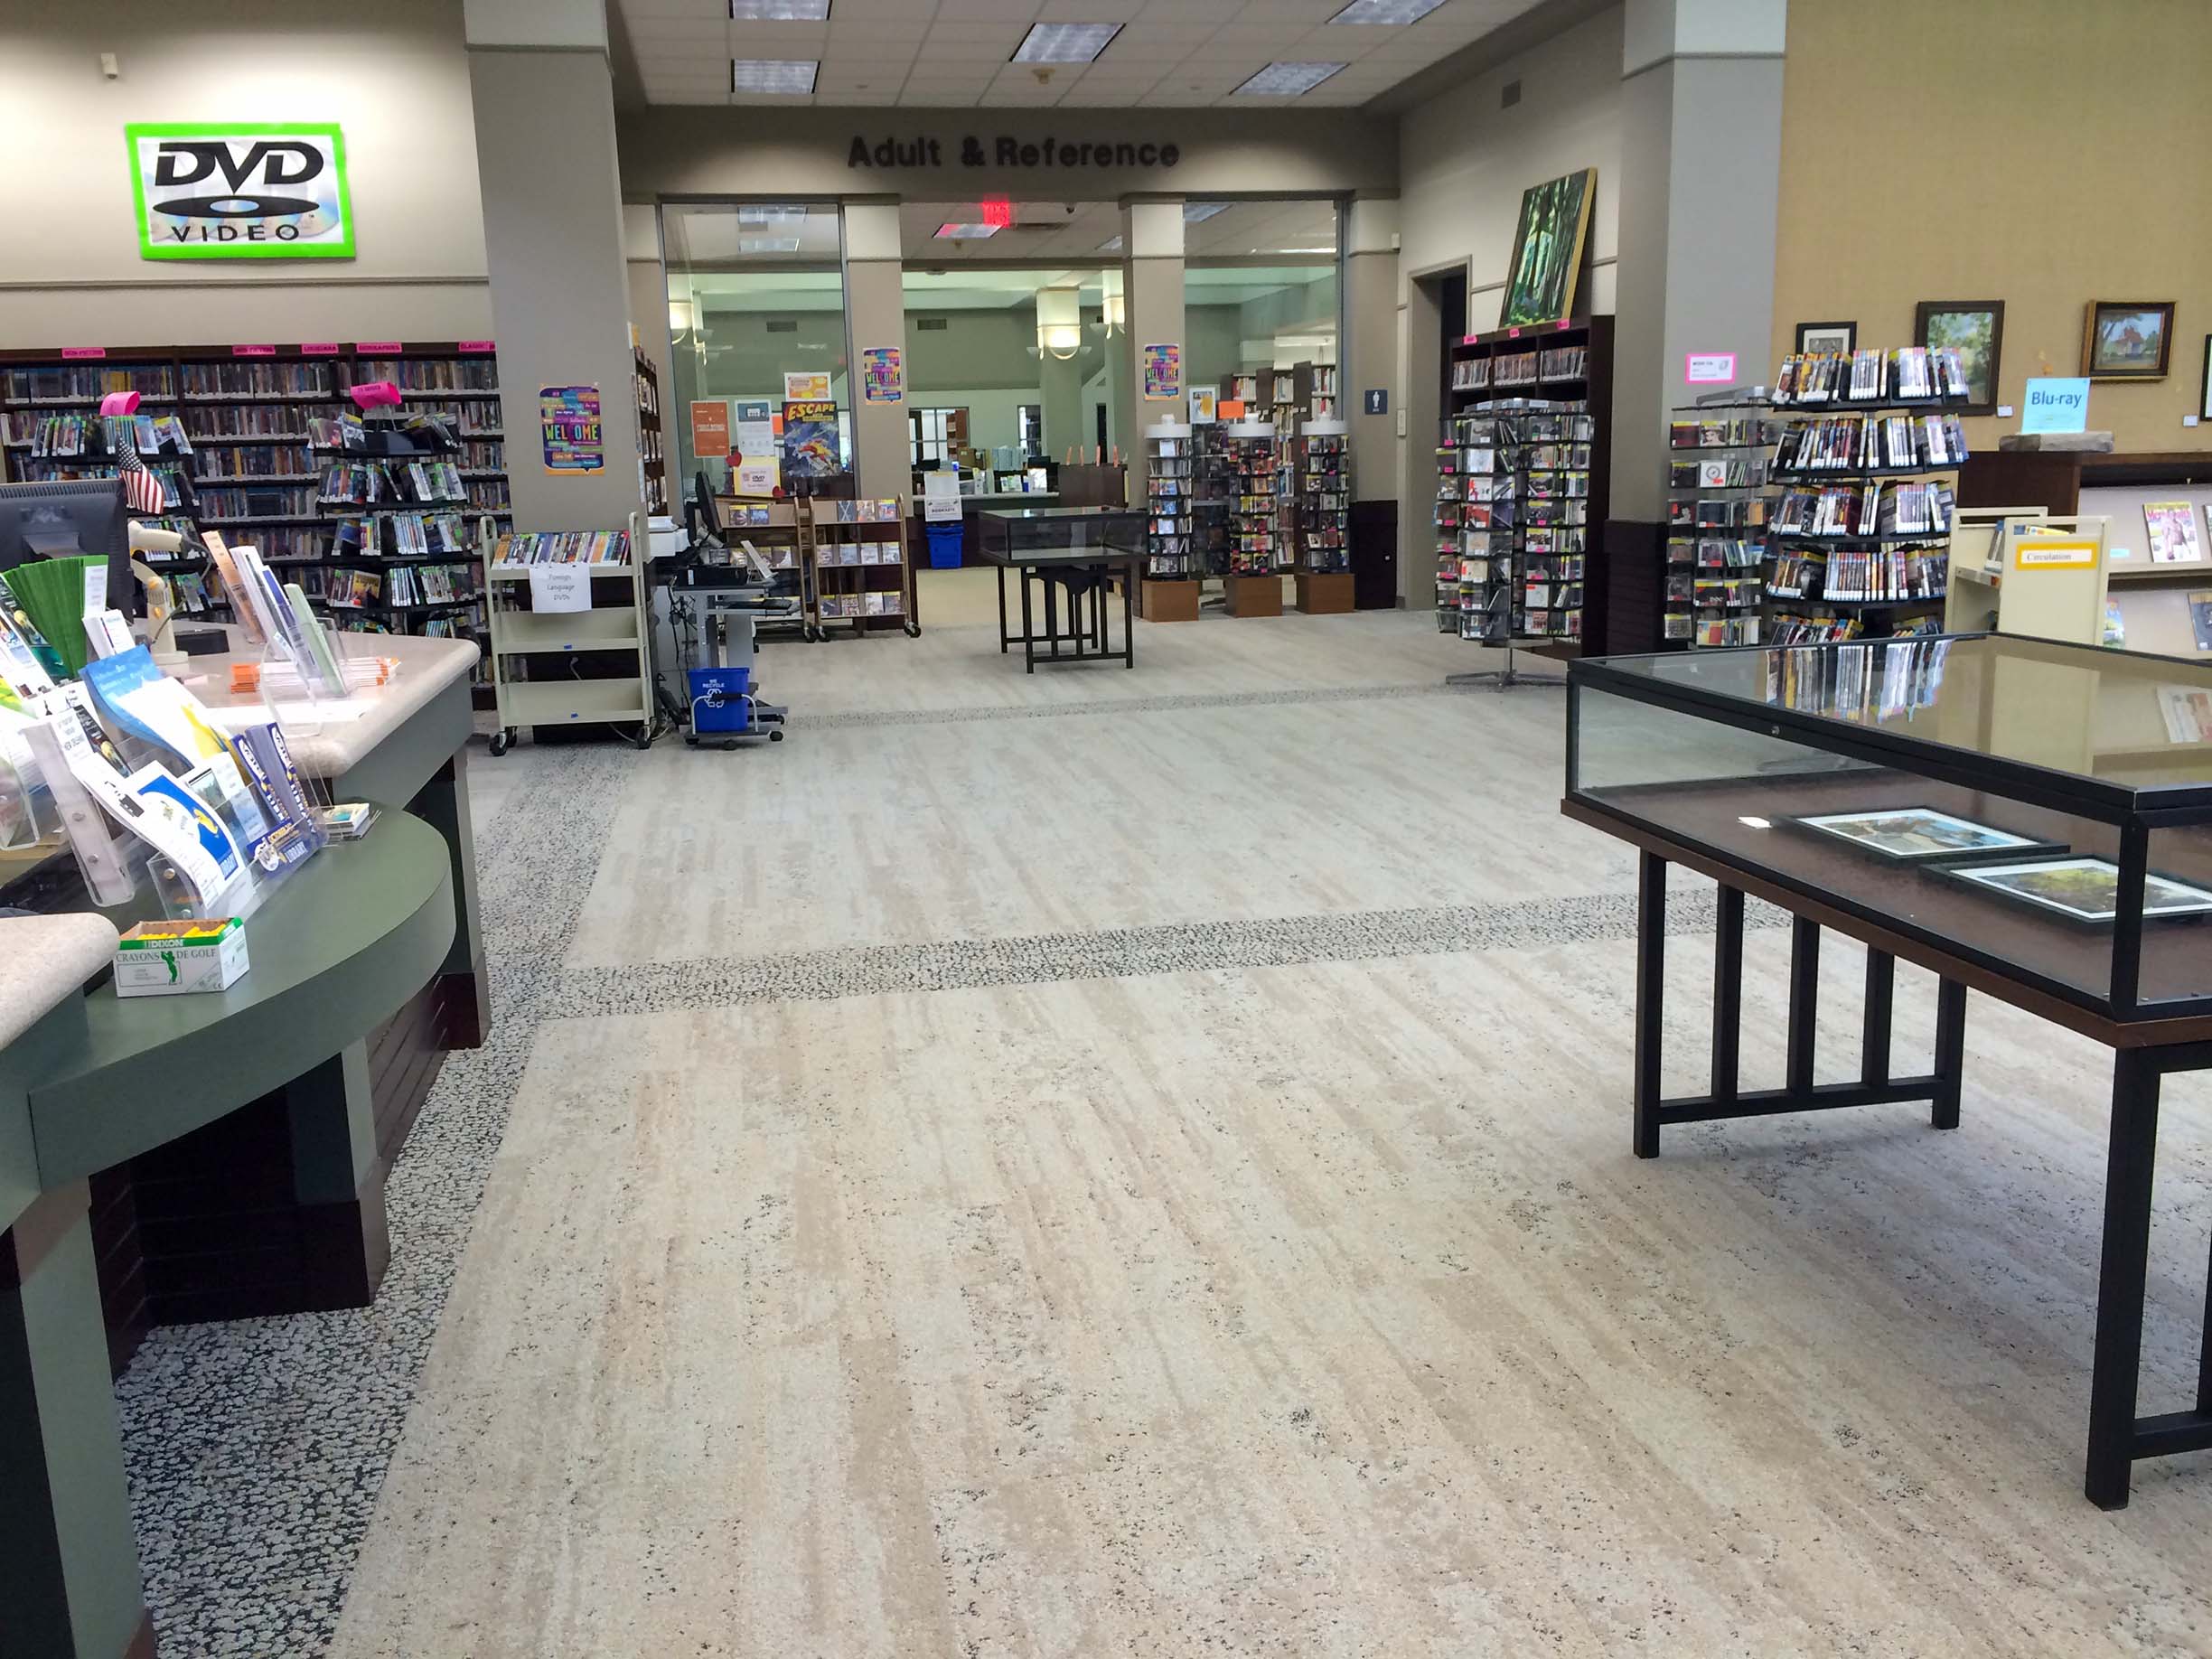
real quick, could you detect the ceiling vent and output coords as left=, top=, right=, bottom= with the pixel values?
left=915, top=317, right=950, bottom=332
left=1501, top=78, right=1522, bottom=108
left=765, top=318, right=798, bottom=333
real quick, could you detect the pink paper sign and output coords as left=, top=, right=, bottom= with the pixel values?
left=458, top=340, right=495, bottom=353
left=356, top=341, right=403, bottom=353
left=232, top=344, right=277, bottom=357
left=61, top=347, right=108, bottom=360
left=1685, top=351, right=1739, bottom=384
left=301, top=342, right=341, bottom=355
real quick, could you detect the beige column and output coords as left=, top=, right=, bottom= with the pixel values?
left=1344, top=196, right=1400, bottom=504
left=464, top=0, right=645, bottom=534
left=1120, top=199, right=1186, bottom=503
left=840, top=201, right=908, bottom=503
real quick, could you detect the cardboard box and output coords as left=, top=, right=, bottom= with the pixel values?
left=1139, top=578, right=1201, bottom=622
left=115, top=917, right=248, bottom=996
left=1223, top=574, right=1283, bottom=617
left=1295, top=572, right=1355, bottom=614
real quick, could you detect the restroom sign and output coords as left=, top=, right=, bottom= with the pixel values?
left=127, top=123, right=354, bottom=260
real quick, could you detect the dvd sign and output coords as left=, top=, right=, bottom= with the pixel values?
left=126, top=122, right=354, bottom=260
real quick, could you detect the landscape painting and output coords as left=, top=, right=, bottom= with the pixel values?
left=1500, top=169, right=1596, bottom=329
left=2085, top=301, right=2174, bottom=379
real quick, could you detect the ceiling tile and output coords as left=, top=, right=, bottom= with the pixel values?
left=625, top=18, right=733, bottom=41
left=724, top=20, right=833, bottom=42
left=829, top=16, right=933, bottom=37
left=1108, top=21, right=1221, bottom=45
left=1204, top=22, right=1298, bottom=47
left=1231, top=0, right=1342, bottom=17
left=621, top=0, right=726, bottom=15
left=933, top=0, right=1045, bottom=17
left=1136, top=0, right=1243, bottom=20
left=830, top=0, right=942, bottom=13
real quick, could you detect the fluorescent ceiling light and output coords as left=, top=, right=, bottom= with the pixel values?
left=935, top=222, right=1001, bottom=239
left=737, top=206, right=808, bottom=227
left=1183, top=203, right=1229, bottom=222
left=1010, top=22, right=1122, bottom=63
left=1233, top=61, right=1345, bottom=96
left=1273, top=246, right=1337, bottom=254
left=738, top=236, right=802, bottom=253
left=1097, top=235, right=1124, bottom=252
left=730, top=59, right=818, bottom=93
left=731, top=0, right=830, bottom=16
left=1327, top=0, right=1446, bottom=23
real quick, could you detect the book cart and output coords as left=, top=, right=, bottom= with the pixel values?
left=1296, top=420, right=1353, bottom=614
left=1762, top=346, right=1973, bottom=645
left=1219, top=420, right=1282, bottom=618
left=1663, top=398, right=1776, bottom=648
left=484, top=520, right=651, bottom=755
left=807, top=496, right=919, bottom=639
left=1140, top=422, right=1200, bottom=623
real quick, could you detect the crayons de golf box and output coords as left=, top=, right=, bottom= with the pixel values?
left=114, top=917, right=248, bottom=997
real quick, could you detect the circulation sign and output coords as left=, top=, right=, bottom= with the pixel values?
left=126, top=123, right=354, bottom=260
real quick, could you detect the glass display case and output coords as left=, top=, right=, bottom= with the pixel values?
left=1568, top=634, right=2212, bottom=1021
left=974, top=505, right=1147, bottom=562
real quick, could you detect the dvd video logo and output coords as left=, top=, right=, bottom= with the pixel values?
left=151, top=139, right=326, bottom=220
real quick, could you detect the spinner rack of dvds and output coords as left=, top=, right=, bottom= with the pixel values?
left=1217, top=419, right=1283, bottom=617
left=1439, top=398, right=1590, bottom=689
left=1664, top=393, right=1778, bottom=648
left=1762, top=345, right=1973, bottom=646
left=1145, top=424, right=1197, bottom=578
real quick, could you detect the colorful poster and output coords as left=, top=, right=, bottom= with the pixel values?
left=1142, top=342, right=1182, bottom=401
left=690, top=398, right=731, bottom=462
left=862, top=347, right=904, bottom=404
left=783, top=370, right=831, bottom=402
left=539, top=384, right=605, bottom=474
left=782, top=400, right=839, bottom=478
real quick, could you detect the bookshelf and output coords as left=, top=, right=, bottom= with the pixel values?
left=635, top=346, right=667, bottom=517
left=1439, top=316, right=1613, bottom=656
left=1762, top=346, right=1973, bottom=645
left=1664, top=401, right=1776, bottom=648
left=1308, top=364, right=1339, bottom=424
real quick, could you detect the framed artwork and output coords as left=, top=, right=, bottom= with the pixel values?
left=2082, top=300, right=2174, bottom=380
left=2199, top=333, right=2212, bottom=418
left=1499, top=168, right=1597, bottom=329
left=1787, top=806, right=2061, bottom=865
left=1795, top=320, right=1856, bottom=356
left=1944, top=856, right=2212, bottom=926
left=1914, top=301, right=2003, bottom=415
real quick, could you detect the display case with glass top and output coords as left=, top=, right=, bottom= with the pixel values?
left=1568, top=634, right=2212, bottom=1022
left=973, top=504, right=1147, bottom=562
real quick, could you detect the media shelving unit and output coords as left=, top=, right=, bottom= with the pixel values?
left=485, top=524, right=650, bottom=754
left=1762, top=349, right=1971, bottom=645
left=1218, top=421, right=1282, bottom=617
left=1140, top=422, right=1199, bottom=622
left=1438, top=316, right=1614, bottom=656
left=1294, top=421, right=1351, bottom=614
left=712, top=497, right=815, bottom=641
left=808, top=497, right=919, bottom=638
left=1664, top=399, right=1776, bottom=648
left=635, top=346, right=667, bottom=517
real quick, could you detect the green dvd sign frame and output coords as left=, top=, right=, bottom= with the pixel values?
left=126, top=122, right=355, bottom=261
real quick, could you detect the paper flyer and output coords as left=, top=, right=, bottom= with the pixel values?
left=733, top=399, right=775, bottom=458
left=862, top=347, right=904, bottom=403
left=539, top=383, right=605, bottom=474
left=783, top=371, right=831, bottom=402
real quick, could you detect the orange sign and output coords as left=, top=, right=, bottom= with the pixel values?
left=690, top=399, right=731, bottom=461
left=1218, top=398, right=1247, bottom=420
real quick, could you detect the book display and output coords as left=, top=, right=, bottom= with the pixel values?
left=1762, top=346, right=1972, bottom=646
left=1139, top=424, right=1200, bottom=623
left=808, top=497, right=918, bottom=637
left=1437, top=318, right=1614, bottom=663
left=1664, top=403, right=1776, bottom=648
left=1218, top=423, right=1283, bottom=617
left=635, top=345, right=667, bottom=517
left=1294, top=423, right=1351, bottom=615
left=484, top=523, right=650, bottom=755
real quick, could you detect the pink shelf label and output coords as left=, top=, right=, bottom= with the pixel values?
left=1506, top=326, right=1523, bottom=338
left=1460, top=334, right=1478, bottom=347
left=458, top=340, right=495, bottom=353
left=356, top=341, right=402, bottom=354
left=301, top=342, right=341, bottom=355
left=232, top=344, right=277, bottom=357
left=61, top=347, right=108, bottom=360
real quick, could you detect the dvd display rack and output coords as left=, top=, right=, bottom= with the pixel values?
left=307, top=407, right=486, bottom=655
left=1146, top=426, right=1196, bottom=579
left=1762, top=345, right=1971, bottom=645
left=1664, top=401, right=1776, bottom=648
left=1220, top=426, right=1280, bottom=576
left=1298, top=427, right=1349, bottom=575
left=808, top=497, right=918, bottom=637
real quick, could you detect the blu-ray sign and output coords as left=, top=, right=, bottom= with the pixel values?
left=126, top=123, right=354, bottom=260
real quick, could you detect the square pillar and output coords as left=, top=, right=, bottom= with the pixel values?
left=1120, top=200, right=1186, bottom=504
left=840, top=201, right=908, bottom=502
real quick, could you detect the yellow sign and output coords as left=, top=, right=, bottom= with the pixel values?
left=2013, top=537, right=2097, bottom=571
left=782, top=370, right=830, bottom=401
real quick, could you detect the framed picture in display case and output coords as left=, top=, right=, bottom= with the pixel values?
left=1914, top=300, right=2003, bottom=414
left=1795, top=320, right=1856, bottom=357
left=2082, top=300, right=2174, bottom=380
left=1787, top=806, right=2063, bottom=865
left=1944, top=855, right=2212, bottom=926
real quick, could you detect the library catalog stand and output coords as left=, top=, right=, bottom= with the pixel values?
left=1564, top=633, right=2212, bottom=1509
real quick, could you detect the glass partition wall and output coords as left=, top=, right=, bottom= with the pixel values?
left=1183, top=201, right=1342, bottom=408
left=663, top=202, right=851, bottom=493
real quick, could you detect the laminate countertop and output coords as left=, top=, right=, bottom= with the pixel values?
left=0, top=914, right=118, bottom=1051
left=173, top=632, right=478, bottom=779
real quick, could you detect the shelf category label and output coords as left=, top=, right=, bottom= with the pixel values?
left=356, top=341, right=403, bottom=353
left=232, top=344, right=276, bottom=357
left=61, top=347, right=108, bottom=360
left=301, top=342, right=341, bottom=356
left=458, top=340, right=496, bottom=353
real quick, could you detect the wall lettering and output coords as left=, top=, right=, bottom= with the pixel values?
left=847, top=135, right=1180, bottom=171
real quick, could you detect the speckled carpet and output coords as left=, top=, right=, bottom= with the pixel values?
left=118, top=608, right=2212, bottom=1656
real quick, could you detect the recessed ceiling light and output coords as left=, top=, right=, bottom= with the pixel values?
left=737, top=206, right=808, bottom=228
left=730, top=59, right=818, bottom=93
left=738, top=236, right=802, bottom=253
left=1327, top=0, right=1446, bottom=23
left=1276, top=246, right=1336, bottom=253
left=935, top=222, right=1001, bottom=239
left=1183, top=203, right=1229, bottom=222
left=1010, top=22, right=1122, bottom=63
left=1097, top=235, right=1124, bottom=252
left=1233, top=62, right=1345, bottom=96
left=731, top=0, right=830, bottom=16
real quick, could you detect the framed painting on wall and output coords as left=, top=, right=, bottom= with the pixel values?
left=2083, top=301, right=2174, bottom=380
left=1795, top=320, right=1856, bottom=356
left=1498, top=169, right=1597, bottom=329
left=2198, top=333, right=2211, bottom=417
left=1914, top=301, right=2003, bottom=415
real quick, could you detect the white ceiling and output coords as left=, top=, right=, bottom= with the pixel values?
left=616, top=0, right=1550, bottom=108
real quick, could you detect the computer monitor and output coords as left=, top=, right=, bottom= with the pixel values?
left=690, top=470, right=723, bottom=540
left=0, top=479, right=134, bottom=614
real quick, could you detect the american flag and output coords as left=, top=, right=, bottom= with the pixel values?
left=110, top=421, right=169, bottom=518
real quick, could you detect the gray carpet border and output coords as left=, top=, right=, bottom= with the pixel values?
left=787, top=679, right=1485, bottom=729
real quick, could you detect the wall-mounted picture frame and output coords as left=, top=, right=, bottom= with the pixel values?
left=2083, top=300, right=2174, bottom=380
left=1914, top=300, right=2003, bottom=415
left=1499, top=168, right=1597, bottom=329
left=1795, top=320, right=1856, bottom=356
left=2199, top=333, right=2212, bottom=419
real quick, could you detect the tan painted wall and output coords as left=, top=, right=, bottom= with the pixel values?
left=1772, top=0, right=2212, bottom=455
left=0, top=0, right=491, bottom=348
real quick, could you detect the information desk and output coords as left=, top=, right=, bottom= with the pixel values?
left=1, top=812, right=455, bottom=1658
left=1562, top=633, right=2212, bottom=1508
left=975, top=506, right=1146, bottom=672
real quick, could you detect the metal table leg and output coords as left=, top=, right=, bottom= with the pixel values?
left=997, top=562, right=1008, bottom=653
left=1020, top=564, right=1035, bottom=673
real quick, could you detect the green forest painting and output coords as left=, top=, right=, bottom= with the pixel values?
left=1500, top=169, right=1596, bottom=328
